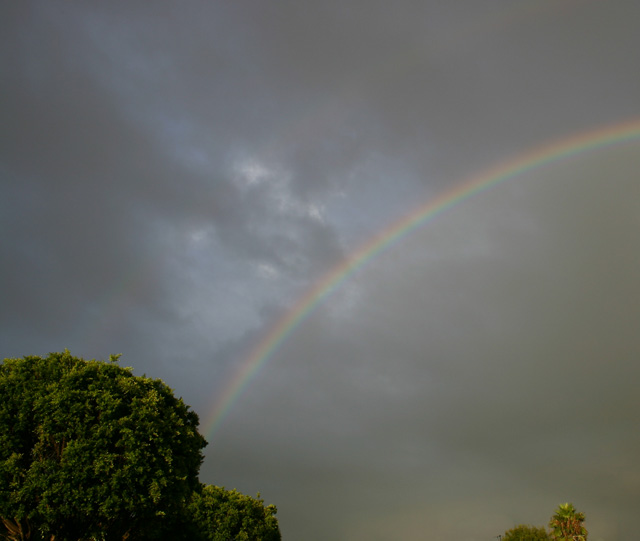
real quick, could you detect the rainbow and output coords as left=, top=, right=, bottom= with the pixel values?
left=202, top=117, right=640, bottom=440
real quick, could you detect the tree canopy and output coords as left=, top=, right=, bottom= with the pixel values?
left=0, top=351, right=207, bottom=540
left=502, top=503, right=588, bottom=541
left=503, top=524, right=552, bottom=541
left=186, top=484, right=281, bottom=541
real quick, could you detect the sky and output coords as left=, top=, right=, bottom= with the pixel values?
left=1, top=1, right=640, bottom=539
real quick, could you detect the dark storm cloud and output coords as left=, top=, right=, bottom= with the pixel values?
left=225, top=0, right=640, bottom=180
left=205, top=146, right=640, bottom=540
left=2, top=1, right=640, bottom=540
left=0, top=1, right=345, bottom=369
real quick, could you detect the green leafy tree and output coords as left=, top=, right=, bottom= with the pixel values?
left=186, top=484, right=281, bottom=541
left=0, top=351, right=207, bottom=541
left=503, top=524, right=552, bottom=541
left=549, top=503, right=588, bottom=541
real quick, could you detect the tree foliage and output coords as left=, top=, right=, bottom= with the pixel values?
left=503, top=524, right=552, bottom=541
left=549, top=503, right=587, bottom=541
left=186, top=484, right=281, bottom=541
left=503, top=503, right=589, bottom=541
left=0, top=351, right=207, bottom=540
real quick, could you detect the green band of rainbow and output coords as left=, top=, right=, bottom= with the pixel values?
left=203, top=117, right=640, bottom=440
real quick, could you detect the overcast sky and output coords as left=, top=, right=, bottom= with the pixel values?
left=2, top=2, right=640, bottom=539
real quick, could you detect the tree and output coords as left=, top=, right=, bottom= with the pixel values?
left=503, top=524, right=552, bottom=541
left=549, top=503, right=588, bottom=541
left=0, top=351, right=207, bottom=541
left=186, top=484, right=281, bottom=541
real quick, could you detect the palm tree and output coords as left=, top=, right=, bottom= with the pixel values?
left=549, top=503, right=588, bottom=541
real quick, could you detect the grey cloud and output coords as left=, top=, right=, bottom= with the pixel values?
left=206, top=147, right=640, bottom=539
left=2, top=1, right=640, bottom=540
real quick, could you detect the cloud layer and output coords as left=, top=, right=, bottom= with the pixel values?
left=2, top=1, right=639, bottom=539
